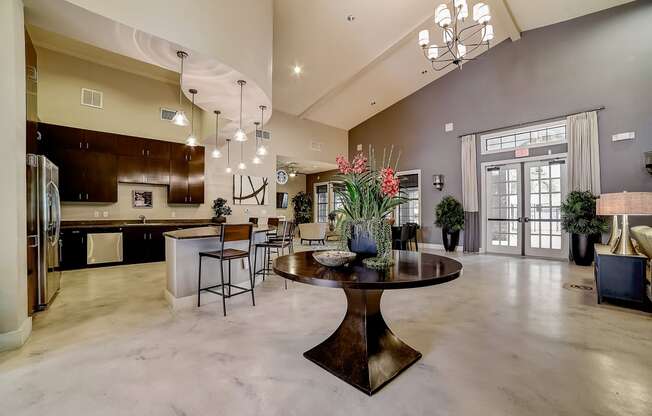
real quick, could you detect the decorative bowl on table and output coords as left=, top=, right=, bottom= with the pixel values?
left=312, top=251, right=356, bottom=267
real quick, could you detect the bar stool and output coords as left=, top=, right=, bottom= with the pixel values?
left=254, top=221, right=295, bottom=289
left=197, top=223, right=255, bottom=316
left=266, top=217, right=279, bottom=239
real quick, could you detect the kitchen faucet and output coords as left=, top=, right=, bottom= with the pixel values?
left=139, top=215, right=146, bottom=224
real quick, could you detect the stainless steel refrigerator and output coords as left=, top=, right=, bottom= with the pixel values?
left=27, top=154, right=62, bottom=310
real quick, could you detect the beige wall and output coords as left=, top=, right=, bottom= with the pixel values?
left=275, top=174, right=306, bottom=220
left=36, top=48, right=348, bottom=223
left=0, top=0, right=30, bottom=349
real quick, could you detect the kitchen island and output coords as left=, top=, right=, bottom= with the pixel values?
left=164, top=225, right=273, bottom=310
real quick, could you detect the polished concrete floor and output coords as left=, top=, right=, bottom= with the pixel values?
left=1, top=247, right=651, bottom=416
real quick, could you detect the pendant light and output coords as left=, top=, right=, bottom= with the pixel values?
left=252, top=122, right=262, bottom=164
left=172, top=51, right=190, bottom=126
left=256, top=105, right=268, bottom=156
left=234, top=80, right=247, bottom=142
left=185, top=89, right=198, bottom=146
left=211, top=110, right=222, bottom=158
left=225, top=137, right=232, bottom=173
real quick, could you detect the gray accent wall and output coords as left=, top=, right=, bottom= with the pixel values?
left=348, top=1, right=652, bottom=244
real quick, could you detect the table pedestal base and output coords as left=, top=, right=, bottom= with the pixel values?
left=303, top=289, right=421, bottom=395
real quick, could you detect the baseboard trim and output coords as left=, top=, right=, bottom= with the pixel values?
left=164, top=289, right=196, bottom=311
left=0, top=316, right=32, bottom=352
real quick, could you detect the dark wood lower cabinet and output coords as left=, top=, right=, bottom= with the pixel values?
left=123, top=226, right=176, bottom=264
left=60, top=229, right=87, bottom=270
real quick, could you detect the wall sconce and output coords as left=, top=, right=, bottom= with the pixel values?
left=433, top=174, right=444, bottom=191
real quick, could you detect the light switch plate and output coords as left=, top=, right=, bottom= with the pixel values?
left=171, top=211, right=176, bottom=218
left=94, top=211, right=99, bottom=218
left=102, top=211, right=109, bottom=218
left=612, top=132, right=635, bottom=141
left=356, top=144, right=363, bottom=151
left=445, top=123, right=454, bottom=132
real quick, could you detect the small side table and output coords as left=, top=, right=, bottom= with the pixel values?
left=594, top=244, right=651, bottom=308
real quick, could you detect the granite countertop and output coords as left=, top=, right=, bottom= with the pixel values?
left=164, top=225, right=273, bottom=240
left=61, top=219, right=215, bottom=230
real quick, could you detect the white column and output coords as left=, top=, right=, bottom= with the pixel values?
left=0, top=0, right=30, bottom=351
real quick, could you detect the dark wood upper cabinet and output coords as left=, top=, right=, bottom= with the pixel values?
left=169, top=143, right=205, bottom=204
left=41, top=123, right=204, bottom=205
left=50, top=149, right=117, bottom=202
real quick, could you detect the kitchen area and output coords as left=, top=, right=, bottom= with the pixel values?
left=22, top=25, right=274, bottom=317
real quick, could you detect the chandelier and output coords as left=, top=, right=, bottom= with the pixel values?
left=418, top=0, right=494, bottom=71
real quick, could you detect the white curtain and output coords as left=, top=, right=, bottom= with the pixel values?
left=567, top=111, right=601, bottom=194
left=461, top=135, right=478, bottom=211
left=461, top=135, right=480, bottom=252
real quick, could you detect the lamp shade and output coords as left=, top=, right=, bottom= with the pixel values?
left=435, top=4, right=452, bottom=27
left=473, top=3, right=491, bottom=23
left=482, top=24, right=494, bottom=42
left=418, top=30, right=430, bottom=47
left=596, top=192, right=652, bottom=216
left=427, top=45, right=439, bottom=60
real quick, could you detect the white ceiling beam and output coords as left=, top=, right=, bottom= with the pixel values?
left=298, top=14, right=433, bottom=121
left=490, top=0, right=521, bottom=41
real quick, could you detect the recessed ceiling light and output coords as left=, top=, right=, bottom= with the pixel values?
left=293, top=65, right=302, bottom=75
left=347, top=15, right=355, bottom=22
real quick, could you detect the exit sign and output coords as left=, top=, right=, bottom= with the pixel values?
left=515, top=148, right=529, bottom=158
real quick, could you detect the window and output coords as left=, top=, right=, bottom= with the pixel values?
left=481, top=120, right=566, bottom=154
left=315, top=184, right=329, bottom=223
left=396, top=173, right=420, bottom=226
left=332, top=183, right=345, bottom=211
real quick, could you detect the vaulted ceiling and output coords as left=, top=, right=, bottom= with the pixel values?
left=272, top=0, right=635, bottom=130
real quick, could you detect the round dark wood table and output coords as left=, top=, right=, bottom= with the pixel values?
left=273, top=250, right=462, bottom=395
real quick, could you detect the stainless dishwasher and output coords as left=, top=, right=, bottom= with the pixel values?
left=87, top=232, right=123, bottom=265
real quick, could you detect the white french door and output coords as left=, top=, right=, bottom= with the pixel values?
left=485, top=163, right=521, bottom=255
left=484, top=158, right=567, bottom=258
left=524, top=160, right=567, bottom=258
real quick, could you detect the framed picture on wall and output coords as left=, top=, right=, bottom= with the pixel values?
left=132, top=190, right=153, bottom=208
left=233, top=175, right=269, bottom=205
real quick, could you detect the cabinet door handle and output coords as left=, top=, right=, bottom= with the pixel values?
left=143, top=233, right=147, bottom=240
left=78, top=193, right=82, bottom=200
left=79, top=142, right=82, bottom=149
left=149, top=233, right=152, bottom=240
left=189, top=196, right=192, bottom=202
left=147, top=150, right=150, bottom=156
left=142, top=149, right=145, bottom=156
left=86, top=142, right=89, bottom=149
left=86, top=193, right=89, bottom=200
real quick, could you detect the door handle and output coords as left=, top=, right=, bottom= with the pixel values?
left=523, top=217, right=530, bottom=223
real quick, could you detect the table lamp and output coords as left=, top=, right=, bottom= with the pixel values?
left=596, top=192, right=652, bottom=255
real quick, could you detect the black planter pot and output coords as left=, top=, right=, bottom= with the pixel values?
left=571, top=233, right=599, bottom=266
left=348, top=226, right=377, bottom=258
left=212, top=216, right=226, bottom=224
left=442, top=229, right=460, bottom=252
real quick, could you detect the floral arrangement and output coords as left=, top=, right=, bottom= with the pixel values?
left=334, top=146, right=406, bottom=268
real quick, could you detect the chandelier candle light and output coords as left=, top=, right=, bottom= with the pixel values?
left=418, top=0, right=493, bottom=71
left=185, top=89, right=198, bottom=147
left=172, top=51, right=190, bottom=126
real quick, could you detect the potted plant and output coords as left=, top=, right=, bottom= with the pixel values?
left=211, top=197, right=232, bottom=223
left=561, top=190, right=607, bottom=266
left=291, top=191, right=312, bottom=225
left=435, top=196, right=464, bottom=252
left=334, top=147, right=406, bottom=268
left=328, top=211, right=338, bottom=232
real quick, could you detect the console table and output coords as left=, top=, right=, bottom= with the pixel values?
left=594, top=244, right=651, bottom=308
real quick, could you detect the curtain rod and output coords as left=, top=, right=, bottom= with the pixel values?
left=457, top=106, right=606, bottom=138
